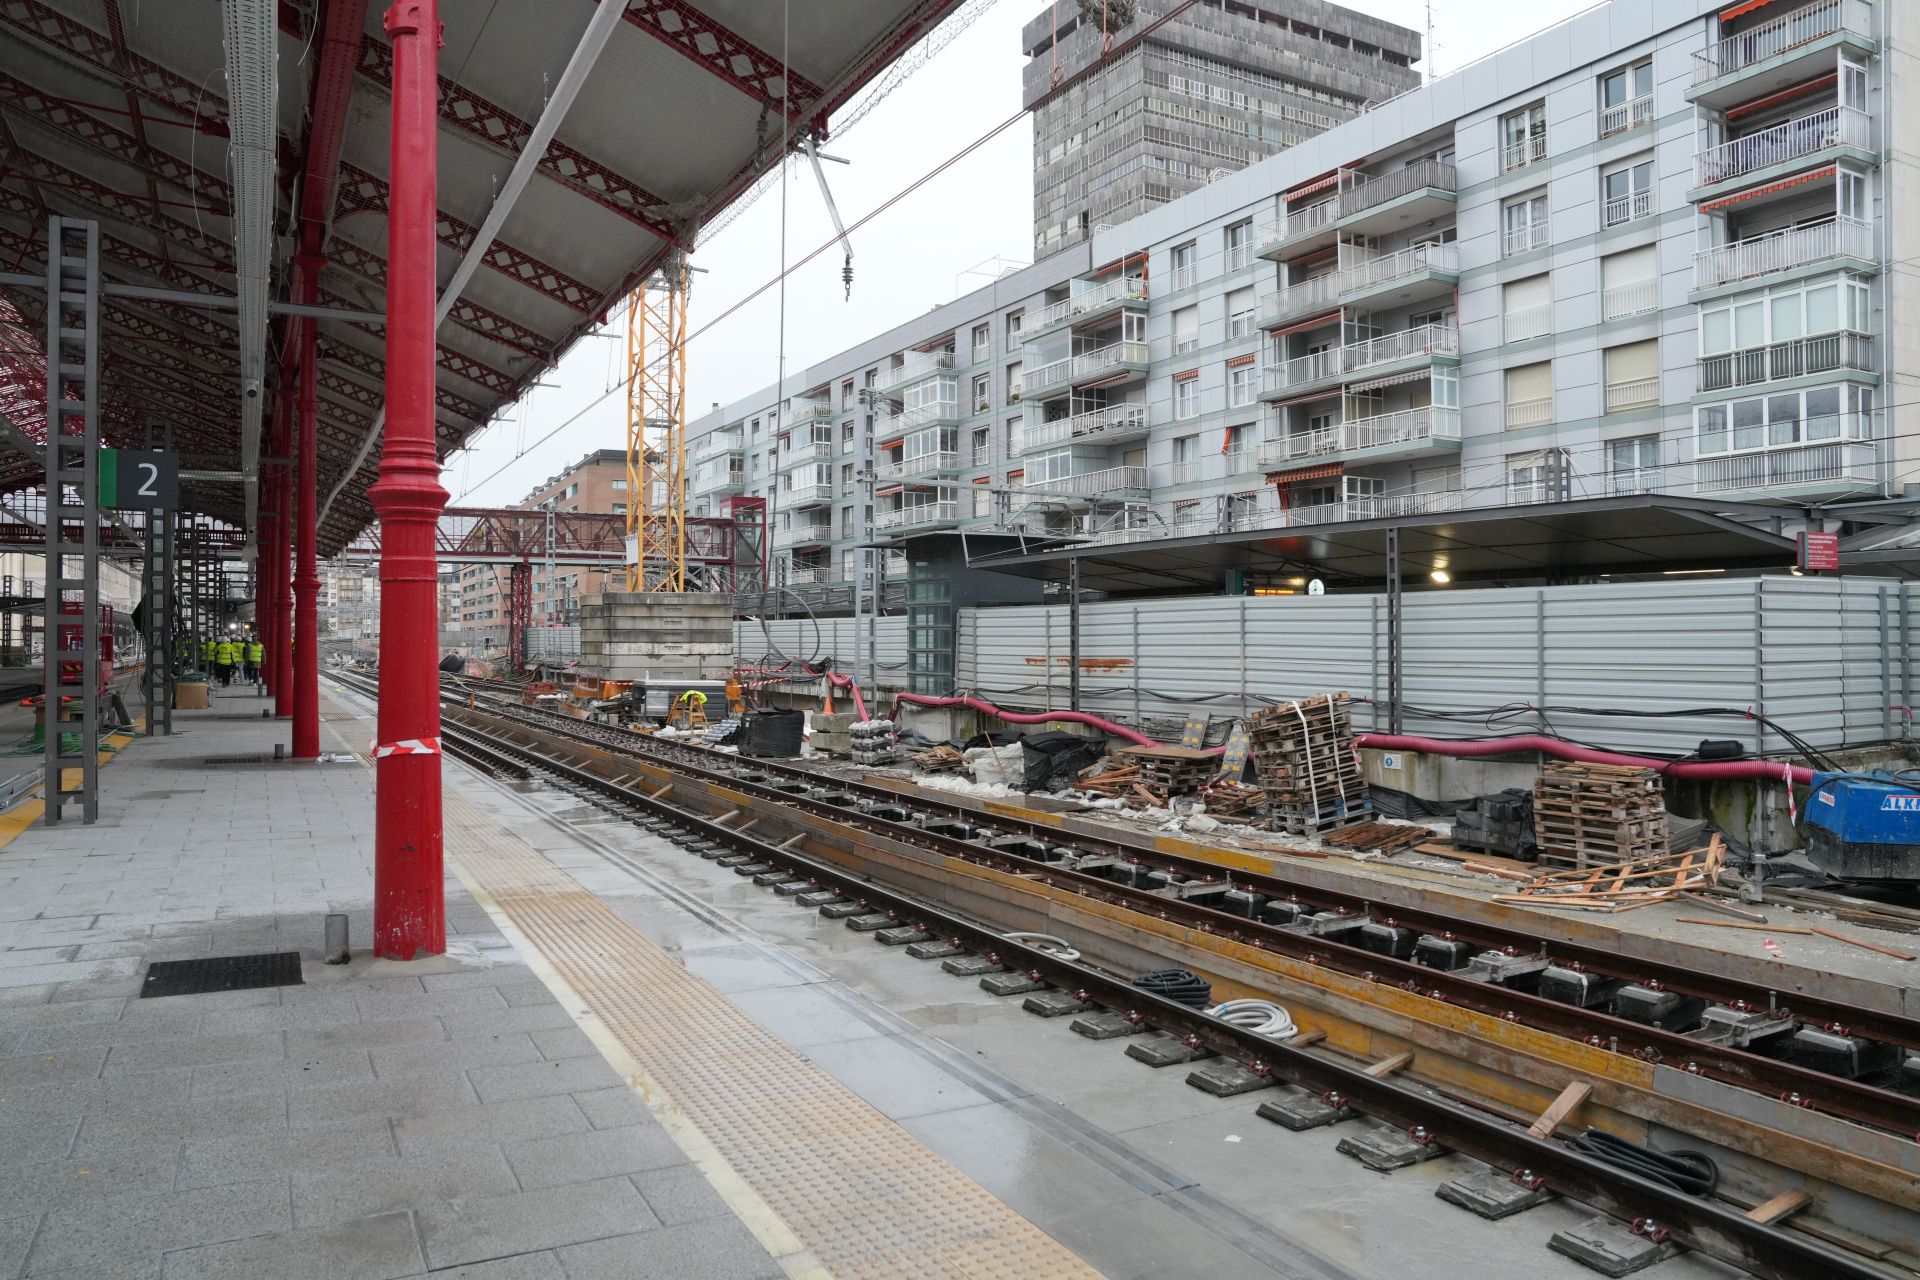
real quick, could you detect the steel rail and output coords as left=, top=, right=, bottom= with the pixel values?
left=418, top=685, right=1920, bottom=1144
left=356, top=675, right=1892, bottom=1280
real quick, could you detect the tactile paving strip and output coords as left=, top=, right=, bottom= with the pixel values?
left=439, top=790, right=1097, bottom=1279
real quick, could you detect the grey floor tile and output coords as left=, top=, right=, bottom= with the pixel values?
left=72, top=1091, right=288, bottom=1159
left=0, top=1111, right=81, bottom=1165
left=284, top=1016, right=447, bottom=1059
left=0, top=1210, right=41, bottom=1279
left=192, top=1050, right=375, bottom=1102
left=291, top=1148, right=520, bottom=1228
left=0, top=1045, right=109, bottom=1088
left=565, top=1089, right=646, bottom=1132
left=288, top=1073, right=480, bottom=1129
left=494, top=983, right=556, bottom=1009
left=503, top=1125, right=685, bottom=1191
left=438, top=1006, right=575, bottom=1040
left=159, top=1209, right=423, bottom=1280
left=897, top=1101, right=1150, bottom=1222
left=415, top=1177, right=658, bottom=1270
left=371, top=1033, right=540, bottom=1079
left=426, top=1255, right=564, bottom=1280
left=796, top=1036, right=995, bottom=1121
left=393, top=1095, right=590, bottom=1158
left=553, top=1218, right=781, bottom=1280
left=466, top=1057, right=621, bottom=1105
left=26, top=1179, right=291, bottom=1275
left=525, top=1027, right=595, bottom=1062
left=103, top=1031, right=285, bottom=1075
left=722, top=984, right=891, bottom=1049
left=629, top=1166, right=732, bottom=1227
left=177, top=1119, right=390, bottom=1191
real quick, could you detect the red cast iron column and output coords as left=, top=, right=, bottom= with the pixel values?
left=263, top=378, right=290, bottom=700
left=369, top=0, right=448, bottom=958
left=293, top=253, right=322, bottom=758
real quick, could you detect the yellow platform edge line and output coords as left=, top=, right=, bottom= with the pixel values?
left=317, top=705, right=834, bottom=1280
left=0, top=720, right=143, bottom=854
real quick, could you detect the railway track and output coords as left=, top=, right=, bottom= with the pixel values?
left=332, top=669, right=1917, bottom=1278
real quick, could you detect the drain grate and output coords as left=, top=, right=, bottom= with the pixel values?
left=200, top=754, right=273, bottom=765
left=141, top=951, right=303, bottom=999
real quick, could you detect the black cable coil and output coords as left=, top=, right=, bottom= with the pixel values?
left=1131, top=969, right=1212, bottom=1009
left=1568, top=1130, right=1719, bottom=1196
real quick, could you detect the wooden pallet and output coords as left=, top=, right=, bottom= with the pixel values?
left=1533, top=760, right=1668, bottom=868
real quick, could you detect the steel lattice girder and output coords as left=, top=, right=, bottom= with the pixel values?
left=615, top=0, right=823, bottom=117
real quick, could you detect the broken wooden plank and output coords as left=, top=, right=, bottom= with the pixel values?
left=1674, top=918, right=1813, bottom=935
left=1527, top=1082, right=1592, bottom=1139
left=1810, top=927, right=1917, bottom=962
left=1745, top=1190, right=1811, bottom=1225
left=1362, top=1051, right=1414, bottom=1078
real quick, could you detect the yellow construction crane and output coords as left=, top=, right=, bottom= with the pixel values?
left=625, top=252, right=690, bottom=592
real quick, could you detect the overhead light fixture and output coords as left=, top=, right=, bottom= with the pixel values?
left=1429, top=569, right=1450, bottom=584
left=1661, top=568, right=1725, bottom=576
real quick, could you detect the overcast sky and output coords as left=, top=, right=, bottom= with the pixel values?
left=446, top=0, right=1603, bottom=507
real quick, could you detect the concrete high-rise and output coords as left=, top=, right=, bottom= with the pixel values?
left=1023, top=0, right=1423, bottom=259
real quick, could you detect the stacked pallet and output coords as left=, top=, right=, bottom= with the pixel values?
left=1247, top=693, right=1371, bottom=835
left=1533, top=761, right=1668, bottom=869
left=1120, top=745, right=1217, bottom=797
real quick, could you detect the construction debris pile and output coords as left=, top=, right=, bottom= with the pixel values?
left=1491, top=838, right=1724, bottom=912
left=1248, top=694, right=1372, bottom=835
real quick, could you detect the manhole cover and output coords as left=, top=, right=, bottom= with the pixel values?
left=141, top=951, right=303, bottom=999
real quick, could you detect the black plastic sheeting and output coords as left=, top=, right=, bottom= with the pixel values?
left=1020, top=731, right=1106, bottom=792
left=738, top=709, right=804, bottom=758
left=438, top=653, right=466, bottom=673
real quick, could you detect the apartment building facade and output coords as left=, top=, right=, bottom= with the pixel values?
left=689, top=0, right=1911, bottom=612
left=455, top=449, right=630, bottom=634
left=1022, top=0, right=1422, bottom=258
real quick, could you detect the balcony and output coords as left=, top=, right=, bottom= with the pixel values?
left=692, top=466, right=745, bottom=498
left=777, top=440, right=832, bottom=469
left=1262, top=243, right=1459, bottom=328
left=786, top=482, right=834, bottom=508
left=1603, top=378, right=1660, bottom=413
left=1503, top=133, right=1547, bottom=173
left=1503, top=221, right=1550, bottom=258
left=1602, top=189, right=1651, bottom=228
left=877, top=501, right=959, bottom=531
left=1024, top=275, right=1148, bottom=338
left=1603, top=278, right=1659, bottom=321
left=785, top=565, right=836, bottom=586
left=793, top=400, right=835, bottom=424
left=1599, top=94, right=1654, bottom=139
left=693, top=432, right=742, bottom=462
left=1608, top=468, right=1662, bottom=496
left=1258, top=407, right=1462, bottom=467
left=1271, top=489, right=1467, bottom=530
left=1695, top=439, right=1877, bottom=495
left=773, top=523, right=832, bottom=550
left=1024, top=466, right=1151, bottom=502
left=875, top=349, right=957, bottom=393
left=1023, top=340, right=1150, bottom=397
left=1255, top=198, right=1339, bottom=259
left=1691, top=217, right=1873, bottom=292
left=1337, top=158, right=1458, bottom=230
left=1697, top=329, right=1873, bottom=392
left=1505, top=397, right=1553, bottom=429
left=1019, top=403, right=1150, bottom=453
left=1693, top=106, right=1870, bottom=190
left=1503, top=304, right=1551, bottom=343
left=1260, top=324, right=1459, bottom=400
left=877, top=452, right=961, bottom=482
left=877, top=401, right=963, bottom=436
left=1690, top=0, right=1876, bottom=106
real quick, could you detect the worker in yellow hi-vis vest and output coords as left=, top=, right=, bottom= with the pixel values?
left=244, top=634, right=264, bottom=684
left=214, top=636, right=237, bottom=688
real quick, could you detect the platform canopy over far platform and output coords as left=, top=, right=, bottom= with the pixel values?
left=0, top=0, right=968, bottom=550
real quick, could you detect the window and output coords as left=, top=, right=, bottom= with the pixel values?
left=564, top=483, right=579, bottom=498
left=1601, top=245, right=1658, bottom=320
left=1224, top=220, right=1252, bottom=271
left=1174, top=375, right=1201, bottom=420
left=1501, top=103, right=1547, bottom=171
left=841, top=379, right=854, bottom=410
left=1502, top=193, right=1549, bottom=256
left=1173, top=305, right=1199, bottom=355
left=1006, top=413, right=1023, bottom=454
left=1608, top=436, right=1659, bottom=494
left=1604, top=340, right=1660, bottom=412
left=1602, top=159, right=1652, bottom=227
left=840, top=505, right=854, bottom=537
left=1599, top=61, right=1653, bottom=137
left=1697, top=275, right=1872, bottom=390
left=1503, top=275, right=1551, bottom=342
left=1171, top=433, right=1200, bottom=484
left=1507, top=451, right=1552, bottom=503
left=842, top=421, right=855, bottom=447
left=1222, top=423, right=1249, bottom=465
left=972, top=482, right=992, bottom=518
left=1228, top=362, right=1257, bottom=407
left=1005, top=309, right=1024, bottom=350
left=1696, top=384, right=1872, bottom=455
left=1226, top=286, right=1256, bottom=339
left=972, top=374, right=991, bottom=413
left=1505, top=361, right=1553, bottom=429
left=1170, top=241, right=1196, bottom=290
left=971, top=324, right=990, bottom=363
left=841, top=462, right=854, bottom=489
left=610, top=479, right=628, bottom=491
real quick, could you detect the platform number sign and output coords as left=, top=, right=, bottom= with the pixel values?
left=99, top=449, right=178, bottom=510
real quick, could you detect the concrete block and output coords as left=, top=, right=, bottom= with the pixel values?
left=796, top=891, right=846, bottom=908
left=1070, top=1011, right=1143, bottom=1040
left=1337, top=1120, right=1448, bottom=1171
left=1548, top=1216, right=1679, bottom=1276
left=979, top=972, right=1046, bottom=997
left=844, top=913, right=895, bottom=933
left=904, top=939, right=963, bottom=960
left=1254, top=1084, right=1352, bottom=1130
left=1436, top=1167, right=1555, bottom=1220
left=1125, top=1034, right=1214, bottom=1068
left=1021, top=990, right=1092, bottom=1018
left=874, top=926, right=930, bottom=946
left=818, top=902, right=866, bottom=920
left=1185, top=1061, right=1274, bottom=1097
left=771, top=880, right=813, bottom=896
left=729, top=863, right=774, bottom=877
left=940, top=955, right=1003, bottom=976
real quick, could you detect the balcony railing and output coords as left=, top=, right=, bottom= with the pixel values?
left=773, top=524, right=832, bottom=549
left=1504, top=304, right=1551, bottom=342
left=1020, top=403, right=1149, bottom=452
left=1692, top=217, right=1872, bottom=290
left=877, top=401, right=961, bottom=436
left=1266, top=242, right=1459, bottom=326
left=1257, top=198, right=1337, bottom=251
left=692, top=466, right=745, bottom=495
left=1027, top=275, right=1148, bottom=332
left=1604, top=378, right=1660, bottom=413
left=1503, top=132, right=1547, bottom=172
left=1600, top=94, right=1654, bottom=138
left=693, top=436, right=742, bottom=465
left=1695, top=106, right=1869, bottom=186
left=1167, top=460, right=1201, bottom=486
left=1286, top=490, right=1466, bottom=527
left=1168, top=265, right=1196, bottom=292
left=1608, top=468, right=1661, bottom=496
left=1503, top=221, right=1550, bottom=257
left=1263, top=324, right=1459, bottom=394
left=786, top=482, right=834, bottom=506
left=877, top=501, right=959, bottom=530
left=1339, top=158, right=1458, bottom=216
left=1505, top=396, right=1554, bottom=429
left=1024, top=340, right=1150, bottom=396
left=1698, top=329, right=1873, bottom=391
left=1603, top=278, right=1659, bottom=320
left=876, top=349, right=956, bottom=392
left=1507, top=481, right=1555, bottom=505
left=1693, top=0, right=1868, bottom=86
left=876, top=452, right=960, bottom=482
left=785, top=565, right=834, bottom=586
left=1695, top=440, right=1877, bottom=493
left=1603, top=189, right=1652, bottom=227
left=1258, top=406, right=1461, bottom=465
left=793, top=400, right=835, bottom=423
left=1025, top=466, right=1151, bottom=499
left=778, top=440, right=832, bottom=469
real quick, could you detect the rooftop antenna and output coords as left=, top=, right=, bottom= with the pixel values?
left=1426, top=0, right=1437, bottom=82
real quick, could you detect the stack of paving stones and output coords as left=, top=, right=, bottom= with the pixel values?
left=1533, top=760, right=1668, bottom=869
left=1247, top=693, right=1372, bottom=835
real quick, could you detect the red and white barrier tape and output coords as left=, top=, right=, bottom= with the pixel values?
left=369, top=737, right=442, bottom=758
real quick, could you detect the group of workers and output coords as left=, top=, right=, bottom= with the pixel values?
left=198, top=631, right=265, bottom=687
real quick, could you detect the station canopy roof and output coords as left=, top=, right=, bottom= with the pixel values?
left=0, top=0, right=964, bottom=553
left=964, top=495, right=1819, bottom=594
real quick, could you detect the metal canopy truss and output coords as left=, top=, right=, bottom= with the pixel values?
left=0, top=0, right=971, bottom=553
